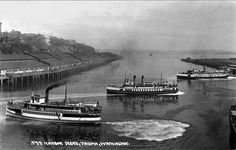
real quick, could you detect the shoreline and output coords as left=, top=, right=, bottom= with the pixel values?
left=0, top=54, right=121, bottom=90
left=181, top=58, right=236, bottom=69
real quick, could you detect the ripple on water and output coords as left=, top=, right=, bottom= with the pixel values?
left=106, top=119, right=189, bottom=142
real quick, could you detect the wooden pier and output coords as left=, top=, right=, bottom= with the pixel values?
left=0, top=52, right=120, bottom=91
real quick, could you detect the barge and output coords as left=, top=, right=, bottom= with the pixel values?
left=230, top=104, right=236, bottom=135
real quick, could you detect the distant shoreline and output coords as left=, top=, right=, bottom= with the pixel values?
left=181, top=57, right=236, bottom=69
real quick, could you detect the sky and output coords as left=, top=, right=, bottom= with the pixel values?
left=0, top=1, right=235, bottom=52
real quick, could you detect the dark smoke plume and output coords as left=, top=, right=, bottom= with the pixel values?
left=45, top=81, right=66, bottom=103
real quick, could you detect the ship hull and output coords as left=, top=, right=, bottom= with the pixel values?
left=107, top=87, right=179, bottom=95
left=229, top=105, right=236, bottom=135
left=229, top=115, right=236, bottom=135
left=6, top=108, right=101, bottom=124
left=177, top=73, right=229, bottom=80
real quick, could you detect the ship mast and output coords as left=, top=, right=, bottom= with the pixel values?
left=124, top=72, right=126, bottom=84
left=64, top=84, right=67, bottom=104
left=161, top=72, right=162, bottom=81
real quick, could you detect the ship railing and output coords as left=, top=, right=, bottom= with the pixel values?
left=7, top=101, right=25, bottom=109
left=24, top=107, right=102, bottom=114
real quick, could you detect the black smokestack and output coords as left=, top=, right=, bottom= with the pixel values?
left=45, top=81, right=66, bottom=103
left=133, top=75, right=136, bottom=87
left=203, top=65, right=206, bottom=72
left=141, top=75, right=144, bottom=84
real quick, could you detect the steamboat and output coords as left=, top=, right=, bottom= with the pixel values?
left=230, top=104, right=236, bottom=135
left=177, top=66, right=229, bottom=79
left=107, top=75, right=179, bottom=95
left=6, top=84, right=102, bottom=123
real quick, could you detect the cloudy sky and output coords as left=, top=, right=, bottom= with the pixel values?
left=0, top=1, right=235, bottom=52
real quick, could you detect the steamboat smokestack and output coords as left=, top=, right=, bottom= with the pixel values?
left=0, top=22, right=2, bottom=42
left=0, top=22, right=1, bottom=35
left=141, top=75, right=144, bottom=84
left=45, top=90, right=49, bottom=103
left=133, top=75, right=136, bottom=87
left=45, top=82, right=65, bottom=103
left=203, top=65, right=206, bottom=72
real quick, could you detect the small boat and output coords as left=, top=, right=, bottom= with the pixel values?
left=177, top=66, right=229, bottom=79
left=230, top=104, right=236, bottom=135
left=107, top=75, right=179, bottom=95
left=6, top=84, right=102, bottom=123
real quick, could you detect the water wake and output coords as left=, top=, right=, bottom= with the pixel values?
left=106, top=119, right=189, bottom=142
left=159, top=91, right=185, bottom=96
left=228, top=76, right=236, bottom=80
left=0, top=96, right=28, bottom=102
left=200, top=76, right=236, bottom=80
left=0, top=93, right=107, bottom=102
left=50, top=93, right=107, bottom=100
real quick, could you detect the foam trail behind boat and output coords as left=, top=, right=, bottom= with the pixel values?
left=50, top=93, right=107, bottom=100
left=159, top=91, right=185, bottom=96
left=105, top=119, right=189, bottom=142
left=228, top=76, right=236, bottom=80
left=0, top=96, right=28, bottom=102
left=199, top=76, right=236, bottom=81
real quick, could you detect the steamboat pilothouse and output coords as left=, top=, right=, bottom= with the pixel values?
left=6, top=84, right=102, bottom=123
left=107, top=75, right=179, bottom=95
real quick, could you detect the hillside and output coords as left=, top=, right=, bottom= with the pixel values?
left=0, top=30, right=98, bottom=55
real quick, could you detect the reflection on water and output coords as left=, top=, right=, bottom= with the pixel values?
left=107, top=95, right=178, bottom=114
left=25, top=123, right=101, bottom=142
left=229, top=133, right=236, bottom=150
left=108, top=95, right=178, bottom=105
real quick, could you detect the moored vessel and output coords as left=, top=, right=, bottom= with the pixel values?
left=107, top=75, right=179, bottom=95
left=6, top=84, right=102, bottom=123
left=177, top=66, right=229, bottom=79
left=230, top=104, right=236, bottom=135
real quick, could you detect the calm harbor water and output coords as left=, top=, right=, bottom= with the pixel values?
left=0, top=52, right=236, bottom=150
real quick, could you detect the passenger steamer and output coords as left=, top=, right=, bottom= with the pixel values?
left=177, top=66, right=229, bottom=79
left=107, top=75, right=179, bottom=95
left=6, top=84, right=102, bottom=123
